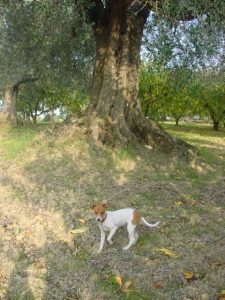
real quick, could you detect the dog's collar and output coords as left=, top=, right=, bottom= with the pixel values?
left=100, top=213, right=107, bottom=223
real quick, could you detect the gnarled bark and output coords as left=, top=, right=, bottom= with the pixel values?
left=80, top=1, right=196, bottom=160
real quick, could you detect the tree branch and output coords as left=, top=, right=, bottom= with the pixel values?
left=13, top=77, right=38, bottom=89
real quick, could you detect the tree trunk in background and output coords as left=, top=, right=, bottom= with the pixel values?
left=31, top=114, right=37, bottom=124
left=210, top=111, right=220, bottom=131
left=175, top=116, right=181, bottom=126
left=213, top=120, right=219, bottom=131
left=0, top=78, right=37, bottom=125
left=78, top=1, right=196, bottom=160
left=50, top=109, right=55, bottom=131
left=0, top=86, right=18, bottom=125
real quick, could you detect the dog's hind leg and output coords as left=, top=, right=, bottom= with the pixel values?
left=123, top=223, right=136, bottom=251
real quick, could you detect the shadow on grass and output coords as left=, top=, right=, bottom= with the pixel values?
left=4, top=128, right=225, bottom=299
left=4, top=136, right=186, bottom=299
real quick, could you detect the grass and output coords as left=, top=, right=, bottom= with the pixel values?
left=161, top=122, right=225, bottom=186
left=0, top=124, right=47, bottom=159
left=0, top=121, right=224, bottom=299
left=98, top=273, right=150, bottom=300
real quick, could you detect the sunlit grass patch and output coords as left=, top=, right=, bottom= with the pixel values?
left=115, top=144, right=135, bottom=160
left=0, top=125, right=45, bottom=159
left=161, top=121, right=225, bottom=182
left=199, top=147, right=224, bottom=165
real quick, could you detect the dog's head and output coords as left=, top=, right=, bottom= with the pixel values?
left=91, top=202, right=108, bottom=222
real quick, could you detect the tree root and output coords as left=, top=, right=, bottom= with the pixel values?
left=65, top=114, right=197, bottom=162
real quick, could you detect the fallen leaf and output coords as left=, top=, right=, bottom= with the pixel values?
left=174, top=201, right=183, bottom=206
left=220, top=290, right=225, bottom=300
left=152, top=281, right=164, bottom=289
left=153, top=247, right=179, bottom=258
left=78, top=218, right=86, bottom=225
left=23, top=231, right=32, bottom=238
left=70, top=228, right=88, bottom=234
left=189, top=200, right=198, bottom=207
left=115, top=274, right=122, bottom=287
left=122, top=280, right=132, bottom=292
left=183, top=271, right=194, bottom=280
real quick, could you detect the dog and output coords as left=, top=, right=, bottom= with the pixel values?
left=91, top=202, right=160, bottom=253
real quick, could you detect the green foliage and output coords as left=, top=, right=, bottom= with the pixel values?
left=141, top=3, right=225, bottom=128
left=144, top=3, right=225, bottom=69
left=139, top=64, right=168, bottom=120
left=0, top=0, right=224, bottom=126
left=140, top=63, right=224, bottom=128
left=0, top=0, right=94, bottom=90
left=139, top=64, right=195, bottom=124
left=190, top=69, right=225, bottom=128
left=17, top=81, right=89, bottom=122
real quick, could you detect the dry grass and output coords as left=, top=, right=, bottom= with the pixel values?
left=0, top=122, right=224, bottom=299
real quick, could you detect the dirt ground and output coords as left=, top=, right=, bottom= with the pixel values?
left=0, top=123, right=225, bottom=300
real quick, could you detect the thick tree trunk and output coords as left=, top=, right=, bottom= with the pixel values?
left=0, top=86, right=18, bottom=124
left=86, top=4, right=146, bottom=141
left=79, top=1, right=196, bottom=160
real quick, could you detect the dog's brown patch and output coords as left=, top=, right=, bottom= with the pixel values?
left=132, top=210, right=141, bottom=225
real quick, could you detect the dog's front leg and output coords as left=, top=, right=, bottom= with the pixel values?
left=98, top=227, right=106, bottom=253
left=107, top=228, right=117, bottom=245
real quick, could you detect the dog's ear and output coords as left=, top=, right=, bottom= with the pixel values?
left=91, top=203, right=96, bottom=209
left=102, top=202, right=108, bottom=208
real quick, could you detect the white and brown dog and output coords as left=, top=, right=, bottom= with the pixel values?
left=91, top=202, right=160, bottom=253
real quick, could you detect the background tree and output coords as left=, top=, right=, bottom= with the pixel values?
left=139, top=65, right=196, bottom=125
left=141, top=3, right=224, bottom=130
left=139, top=64, right=168, bottom=120
left=191, top=69, right=225, bottom=130
left=0, top=0, right=94, bottom=124
left=17, top=81, right=89, bottom=124
left=164, top=67, right=194, bottom=126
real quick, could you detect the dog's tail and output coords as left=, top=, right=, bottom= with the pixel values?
left=141, top=217, right=160, bottom=228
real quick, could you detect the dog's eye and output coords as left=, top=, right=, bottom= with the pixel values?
left=101, top=212, right=104, bottom=215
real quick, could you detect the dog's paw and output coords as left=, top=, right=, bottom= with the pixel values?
left=123, top=246, right=129, bottom=251
left=97, top=249, right=103, bottom=254
left=108, top=240, right=113, bottom=245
